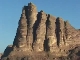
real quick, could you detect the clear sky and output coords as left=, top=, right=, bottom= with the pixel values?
left=0, top=0, right=80, bottom=53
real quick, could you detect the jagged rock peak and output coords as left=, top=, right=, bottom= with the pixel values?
left=57, top=17, right=63, bottom=20
left=28, top=2, right=37, bottom=12
left=28, top=2, right=35, bottom=6
left=22, top=7, right=26, bottom=14
left=40, top=10, right=44, bottom=12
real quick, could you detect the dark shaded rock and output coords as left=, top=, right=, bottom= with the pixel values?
left=1, top=45, right=12, bottom=58
left=55, top=17, right=65, bottom=47
left=67, top=46, right=80, bottom=60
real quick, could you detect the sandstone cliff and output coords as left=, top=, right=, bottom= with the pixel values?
left=1, top=2, right=80, bottom=60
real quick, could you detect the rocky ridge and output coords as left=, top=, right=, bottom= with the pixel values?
left=1, top=2, right=80, bottom=60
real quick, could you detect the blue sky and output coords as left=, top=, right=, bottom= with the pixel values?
left=0, top=0, right=80, bottom=53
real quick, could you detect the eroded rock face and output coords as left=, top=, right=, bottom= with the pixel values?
left=26, top=2, right=38, bottom=50
left=56, top=17, right=66, bottom=47
left=1, top=2, right=80, bottom=60
left=33, top=11, right=47, bottom=52
left=64, top=21, right=80, bottom=46
left=46, top=14, right=57, bottom=52
left=13, top=7, right=28, bottom=51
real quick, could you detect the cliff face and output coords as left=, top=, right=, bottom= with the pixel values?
left=1, top=2, right=80, bottom=60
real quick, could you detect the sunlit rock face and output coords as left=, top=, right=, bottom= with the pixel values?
left=26, top=2, right=38, bottom=51
left=33, top=11, right=47, bottom=52
left=13, top=7, right=28, bottom=51
left=1, top=2, right=80, bottom=60
left=46, top=14, right=57, bottom=52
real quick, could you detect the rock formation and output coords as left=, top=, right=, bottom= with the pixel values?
left=26, top=2, right=37, bottom=51
left=1, top=2, right=80, bottom=60
left=46, top=14, right=57, bottom=52
left=33, top=11, right=47, bottom=52
left=13, top=7, right=28, bottom=52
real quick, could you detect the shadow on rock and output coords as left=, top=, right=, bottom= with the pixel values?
left=1, top=45, right=12, bottom=58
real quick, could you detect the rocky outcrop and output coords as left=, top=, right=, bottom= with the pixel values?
left=33, top=11, right=47, bottom=52
left=64, top=21, right=80, bottom=46
left=1, top=2, right=80, bottom=60
left=56, top=17, right=65, bottom=47
left=26, top=2, right=37, bottom=51
left=46, top=14, right=57, bottom=52
left=13, top=7, right=28, bottom=51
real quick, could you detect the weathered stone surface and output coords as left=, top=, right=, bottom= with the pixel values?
left=13, top=7, right=27, bottom=51
left=46, top=14, right=57, bottom=52
left=26, top=2, right=38, bottom=50
left=56, top=17, right=65, bottom=47
left=33, top=11, right=47, bottom=52
left=64, top=21, right=80, bottom=46
left=1, top=2, right=80, bottom=60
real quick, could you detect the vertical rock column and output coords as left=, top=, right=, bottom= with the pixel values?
left=26, top=2, right=37, bottom=51
left=13, top=8, right=27, bottom=51
left=46, top=14, right=57, bottom=52
left=56, top=17, right=65, bottom=47
left=33, top=11, right=47, bottom=52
